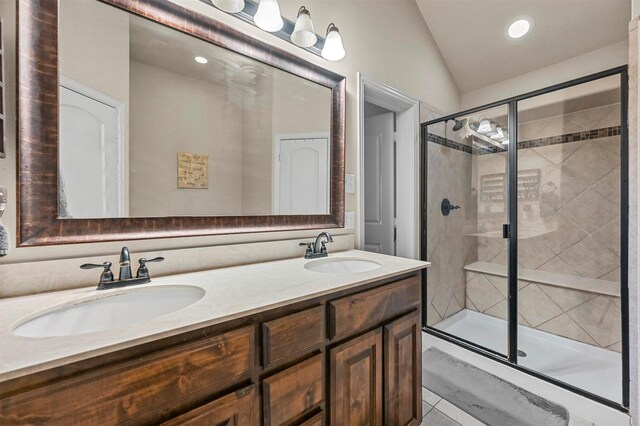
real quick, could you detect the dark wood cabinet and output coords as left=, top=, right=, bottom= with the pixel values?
left=263, top=354, right=324, bottom=425
left=330, top=328, right=384, bottom=426
left=162, top=385, right=257, bottom=426
left=0, top=272, right=422, bottom=425
left=384, top=311, right=422, bottom=426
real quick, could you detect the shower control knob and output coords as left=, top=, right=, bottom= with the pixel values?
left=441, top=198, right=460, bottom=216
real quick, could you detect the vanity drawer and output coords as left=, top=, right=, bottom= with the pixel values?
left=262, top=305, right=324, bottom=368
left=162, top=384, right=257, bottom=426
left=328, top=275, right=420, bottom=340
left=299, top=411, right=325, bottom=426
left=263, top=354, right=324, bottom=426
left=0, top=326, right=255, bottom=425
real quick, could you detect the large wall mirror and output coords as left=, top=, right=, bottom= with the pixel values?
left=17, top=0, right=345, bottom=245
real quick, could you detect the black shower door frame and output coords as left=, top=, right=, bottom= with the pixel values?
left=420, top=66, right=630, bottom=411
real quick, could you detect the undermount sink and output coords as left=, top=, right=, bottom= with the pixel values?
left=304, top=257, right=382, bottom=274
left=12, top=285, right=205, bottom=338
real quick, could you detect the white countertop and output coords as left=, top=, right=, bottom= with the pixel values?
left=0, top=250, right=429, bottom=382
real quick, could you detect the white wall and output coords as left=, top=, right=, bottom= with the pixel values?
left=128, top=61, right=245, bottom=216
left=461, top=41, right=628, bottom=109
left=0, top=0, right=460, bottom=296
left=634, top=0, right=639, bottom=18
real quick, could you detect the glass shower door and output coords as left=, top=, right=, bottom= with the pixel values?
left=515, top=74, right=624, bottom=404
left=424, top=103, right=512, bottom=357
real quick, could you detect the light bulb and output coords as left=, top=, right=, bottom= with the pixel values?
left=291, top=6, right=317, bottom=48
left=212, top=0, right=244, bottom=13
left=321, top=23, right=345, bottom=61
left=254, top=0, right=283, bottom=32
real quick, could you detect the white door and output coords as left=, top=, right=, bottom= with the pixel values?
left=364, top=113, right=395, bottom=254
left=59, top=84, right=122, bottom=218
left=276, top=136, right=329, bottom=214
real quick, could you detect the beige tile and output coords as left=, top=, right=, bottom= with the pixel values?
left=466, top=296, right=479, bottom=311
left=567, top=296, right=622, bottom=348
left=427, top=301, right=443, bottom=326
left=592, top=166, right=621, bottom=205
left=533, top=141, right=584, bottom=166
left=518, top=236, right=557, bottom=269
left=542, top=216, right=588, bottom=256
left=560, top=188, right=619, bottom=234
left=518, top=284, right=563, bottom=327
left=561, top=141, right=620, bottom=192
left=538, top=256, right=579, bottom=277
left=444, top=295, right=463, bottom=319
left=592, top=218, right=621, bottom=258
left=485, top=299, right=507, bottom=321
left=538, top=284, right=594, bottom=312
left=558, top=236, right=619, bottom=279
left=593, top=135, right=621, bottom=157
left=537, top=314, right=598, bottom=346
left=606, top=341, right=622, bottom=353
left=486, top=274, right=508, bottom=298
left=466, top=274, right=505, bottom=313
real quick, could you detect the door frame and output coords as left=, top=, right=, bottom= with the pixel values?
left=59, top=75, right=127, bottom=217
left=421, top=65, right=630, bottom=412
left=272, top=132, right=330, bottom=214
left=357, top=73, right=420, bottom=259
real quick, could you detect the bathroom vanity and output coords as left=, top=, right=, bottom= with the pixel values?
left=0, top=251, right=428, bottom=425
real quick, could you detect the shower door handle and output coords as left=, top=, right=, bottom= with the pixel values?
left=502, top=224, right=510, bottom=239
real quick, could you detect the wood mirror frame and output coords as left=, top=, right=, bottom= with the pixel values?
left=17, top=0, right=345, bottom=246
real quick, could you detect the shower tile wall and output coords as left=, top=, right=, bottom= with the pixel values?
left=469, top=103, right=622, bottom=351
left=423, top=103, right=477, bottom=326
left=466, top=272, right=622, bottom=351
left=476, top=104, right=621, bottom=281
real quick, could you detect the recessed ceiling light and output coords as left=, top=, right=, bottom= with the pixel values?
left=507, top=17, right=533, bottom=39
left=194, top=56, right=208, bottom=64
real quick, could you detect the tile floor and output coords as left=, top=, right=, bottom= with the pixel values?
left=420, top=387, right=485, bottom=426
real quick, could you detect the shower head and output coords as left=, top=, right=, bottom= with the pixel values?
left=452, top=118, right=468, bottom=131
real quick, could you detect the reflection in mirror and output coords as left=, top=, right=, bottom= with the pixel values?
left=58, top=0, right=332, bottom=219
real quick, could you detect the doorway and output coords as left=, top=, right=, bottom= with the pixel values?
left=59, top=77, right=125, bottom=218
left=358, top=74, right=420, bottom=259
left=273, top=133, right=330, bottom=215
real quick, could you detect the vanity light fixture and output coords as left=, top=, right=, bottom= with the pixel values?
left=194, top=56, right=208, bottom=64
left=477, top=119, right=497, bottom=136
left=321, top=23, right=345, bottom=61
left=212, top=0, right=245, bottom=14
left=490, top=126, right=507, bottom=141
left=291, top=6, right=317, bottom=48
left=254, top=0, right=283, bottom=32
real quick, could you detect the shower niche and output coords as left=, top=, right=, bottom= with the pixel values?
left=421, top=68, right=628, bottom=409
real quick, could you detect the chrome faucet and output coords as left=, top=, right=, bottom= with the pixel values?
left=300, top=232, right=334, bottom=259
left=81, top=246, right=164, bottom=290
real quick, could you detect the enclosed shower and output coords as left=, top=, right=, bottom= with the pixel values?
left=421, top=68, right=629, bottom=410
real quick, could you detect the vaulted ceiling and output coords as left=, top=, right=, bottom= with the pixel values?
left=415, top=0, right=631, bottom=94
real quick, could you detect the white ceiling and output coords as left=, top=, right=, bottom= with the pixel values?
left=415, top=0, right=631, bottom=94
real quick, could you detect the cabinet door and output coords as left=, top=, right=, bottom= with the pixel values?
left=384, top=311, right=422, bottom=426
left=162, top=385, right=257, bottom=426
left=330, top=328, right=383, bottom=426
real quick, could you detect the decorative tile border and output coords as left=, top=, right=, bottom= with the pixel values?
left=426, top=125, right=622, bottom=155
left=426, top=133, right=473, bottom=154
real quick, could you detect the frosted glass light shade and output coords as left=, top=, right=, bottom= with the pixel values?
left=477, top=119, right=497, bottom=136
left=291, top=7, right=317, bottom=48
left=321, top=24, right=345, bottom=61
left=212, top=0, right=244, bottom=13
left=490, top=127, right=507, bottom=141
left=254, top=0, right=283, bottom=32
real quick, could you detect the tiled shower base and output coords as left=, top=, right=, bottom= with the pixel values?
left=433, top=309, right=621, bottom=403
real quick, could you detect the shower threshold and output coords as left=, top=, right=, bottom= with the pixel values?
left=433, top=309, right=621, bottom=403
